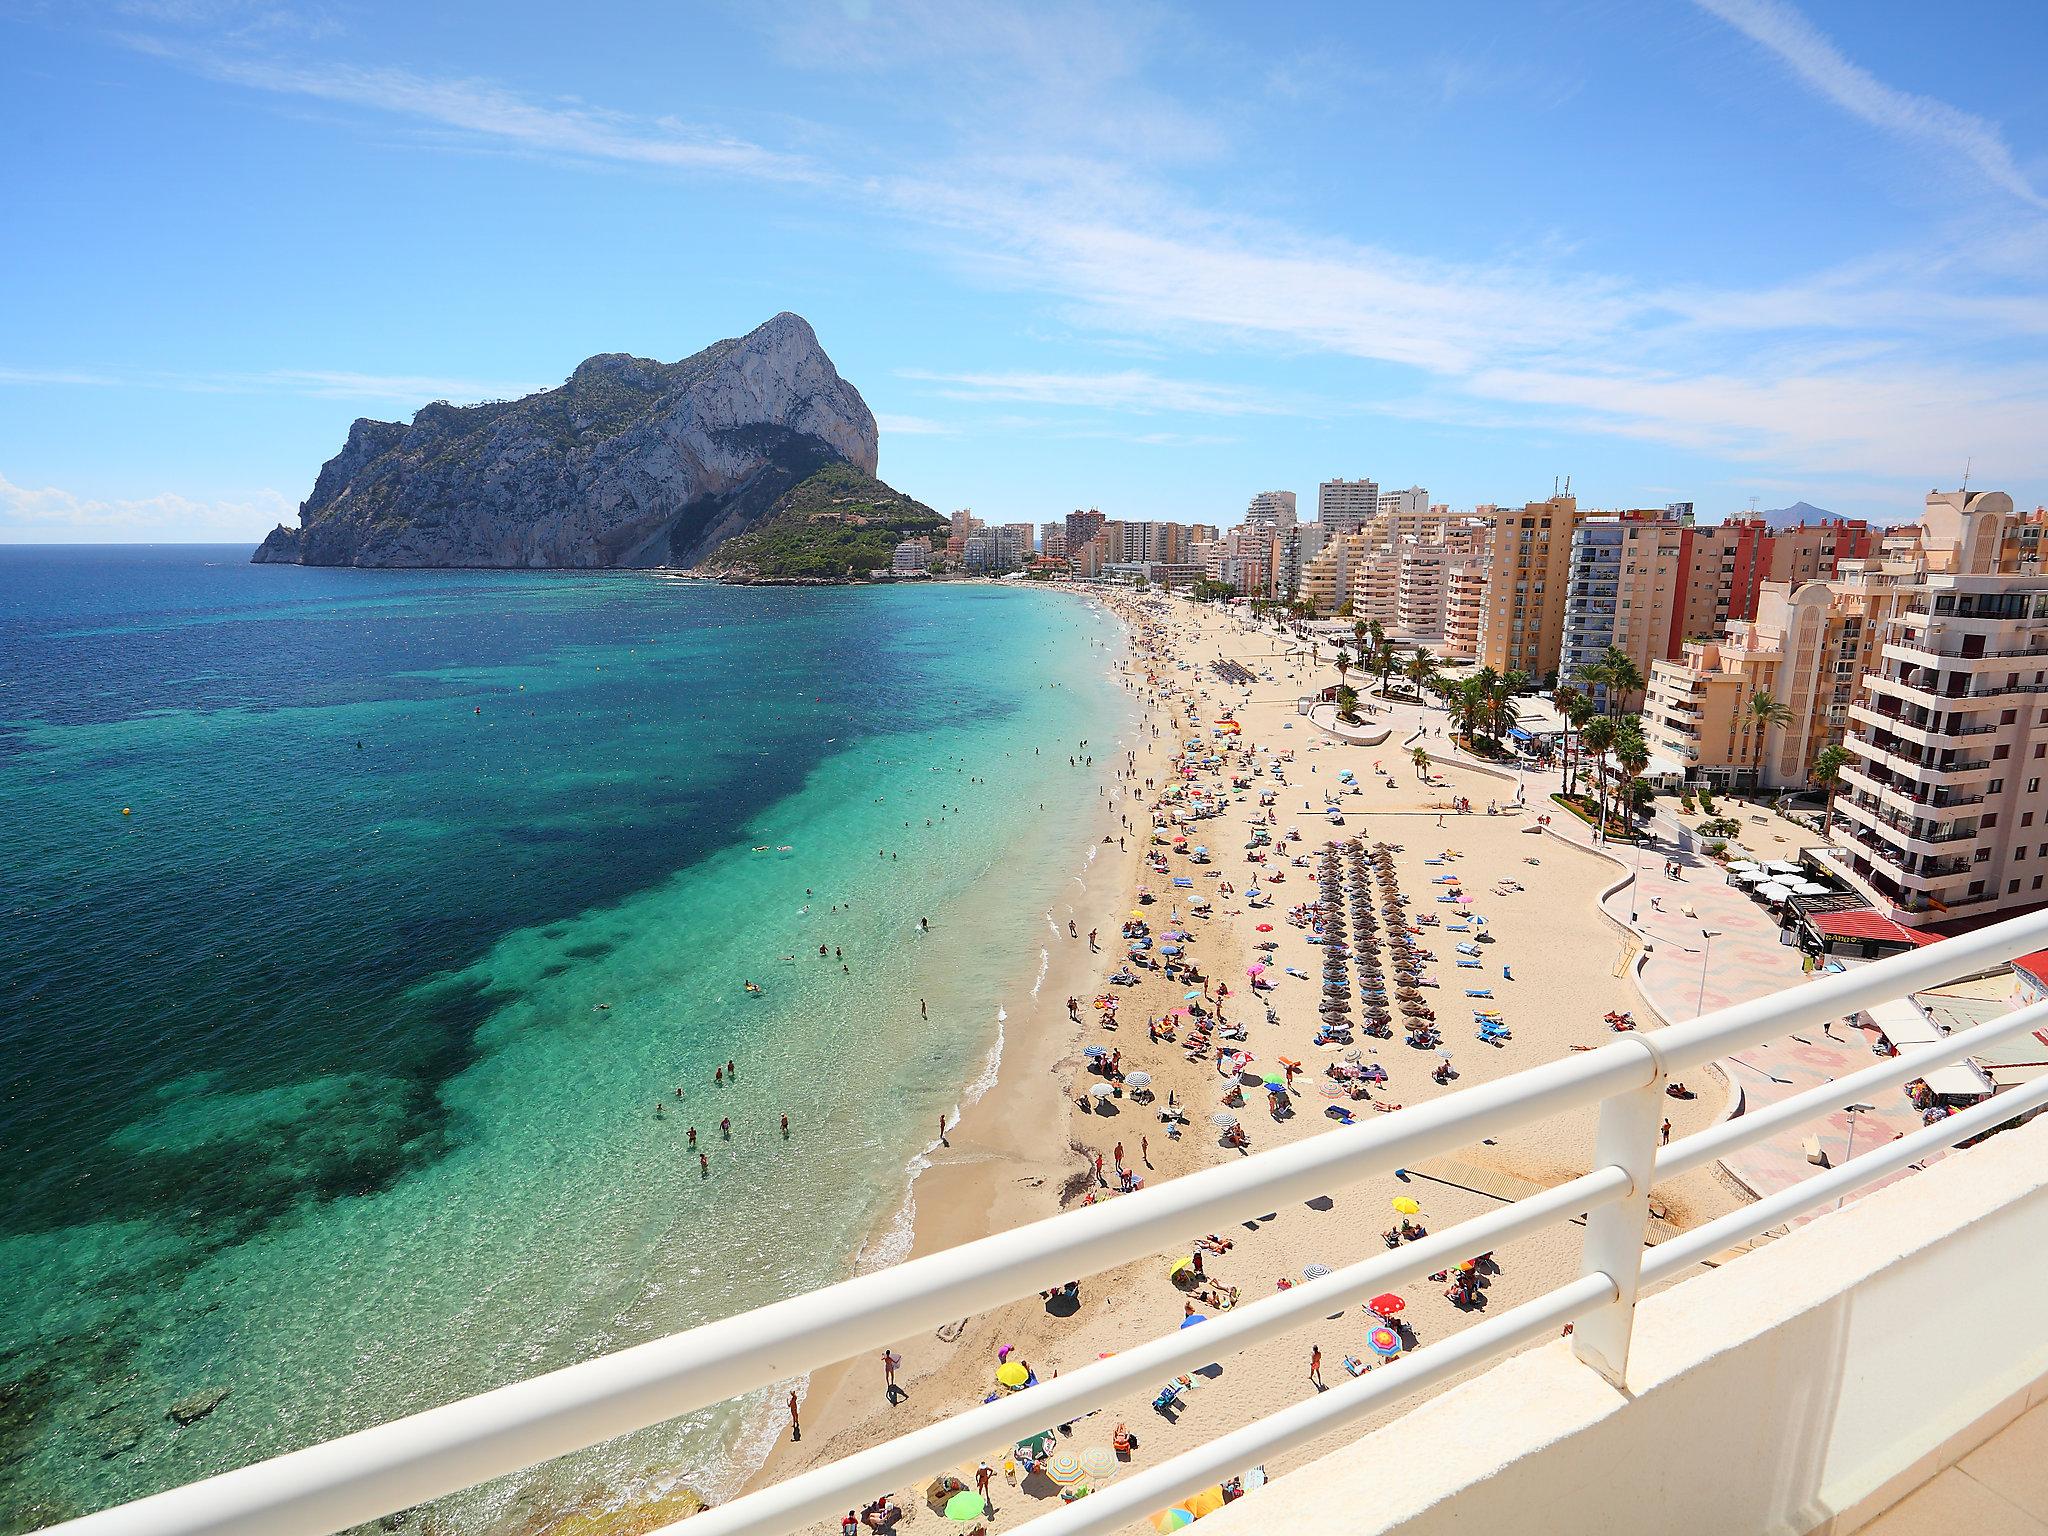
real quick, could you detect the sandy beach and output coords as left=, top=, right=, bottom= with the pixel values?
left=740, top=589, right=1747, bottom=1534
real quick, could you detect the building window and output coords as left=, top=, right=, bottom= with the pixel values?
left=2005, top=710, right=2020, bottom=725
left=2027, top=813, right=2037, bottom=828
left=1996, top=745, right=2011, bottom=760
left=1977, top=849, right=1994, bottom=862
left=1985, top=813, right=2000, bottom=828
left=1992, top=779, right=2005, bottom=793
left=2010, top=880, right=2023, bottom=895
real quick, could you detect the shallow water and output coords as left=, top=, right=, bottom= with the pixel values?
left=0, top=550, right=1130, bottom=1531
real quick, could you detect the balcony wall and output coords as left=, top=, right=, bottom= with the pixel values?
left=1201, top=1111, right=2048, bottom=1536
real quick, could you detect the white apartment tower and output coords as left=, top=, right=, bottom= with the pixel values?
left=1245, top=492, right=1298, bottom=534
left=1318, top=478, right=1380, bottom=535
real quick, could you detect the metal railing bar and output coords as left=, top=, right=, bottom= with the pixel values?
left=47, top=912, right=2048, bottom=1536
left=672, top=1167, right=1633, bottom=1536
left=992, top=1273, right=1620, bottom=1536
left=1643, top=910, right=2048, bottom=1074
left=1655, top=998, right=2048, bottom=1180
left=1641, top=1072, right=2048, bottom=1285
left=46, top=1052, right=1654, bottom=1536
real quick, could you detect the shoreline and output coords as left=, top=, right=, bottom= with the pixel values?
left=720, top=590, right=1745, bottom=1535
left=740, top=586, right=1159, bottom=1500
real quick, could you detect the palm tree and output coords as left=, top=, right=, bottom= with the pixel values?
left=1579, top=713, right=1617, bottom=838
left=1811, top=743, right=1851, bottom=829
left=1471, top=667, right=1501, bottom=740
left=1745, top=688, right=1795, bottom=793
left=1446, top=676, right=1487, bottom=745
left=1405, top=647, right=1438, bottom=703
left=1334, top=649, right=1350, bottom=690
left=1412, top=745, right=1431, bottom=778
left=1594, top=645, right=1645, bottom=715
left=1613, top=718, right=1650, bottom=838
left=1554, top=684, right=1584, bottom=794
left=1488, top=669, right=1527, bottom=742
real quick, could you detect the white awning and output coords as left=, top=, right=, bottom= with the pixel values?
left=1866, top=997, right=1944, bottom=1049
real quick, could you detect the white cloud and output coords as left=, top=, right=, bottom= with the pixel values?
left=0, top=472, right=293, bottom=542
left=1694, top=0, right=2048, bottom=211
left=119, top=35, right=827, bottom=184
left=898, top=367, right=1288, bottom=416
left=873, top=412, right=957, bottom=436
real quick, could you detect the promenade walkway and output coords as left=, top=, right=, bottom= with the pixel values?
left=1361, top=686, right=1929, bottom=1204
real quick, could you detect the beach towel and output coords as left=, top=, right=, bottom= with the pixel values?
left=1465, top=989, right=1492, bottom=998
left=1456, top=959, right=1482, bottom=969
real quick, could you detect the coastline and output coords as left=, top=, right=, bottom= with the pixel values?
left=739, top=584, right=1157, bottom=1501
left=721, top=589, right=1748, bottom=1536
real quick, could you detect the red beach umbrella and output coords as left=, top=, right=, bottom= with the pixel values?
left=1368, top=1293, right=1405, bottom=1316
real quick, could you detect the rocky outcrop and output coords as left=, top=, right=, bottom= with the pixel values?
left=252, top=313, right=878, bottom=568
left=166, top=1387, right=228, bottom=1427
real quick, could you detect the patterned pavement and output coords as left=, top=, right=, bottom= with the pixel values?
left=1376, top=693, right=1931, bottom=1203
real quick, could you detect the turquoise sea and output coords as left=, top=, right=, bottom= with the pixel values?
left=0, top=548, right=1132, bottom=1533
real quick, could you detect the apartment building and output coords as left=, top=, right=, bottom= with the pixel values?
left=1040, top=528, right=1068, bottom=561
left=1064, top=508, right=1105, bottom=556
left=1476, top=494, right=1586, bottom=680
left=1317, top=478, right=1380, bottom=535
left=1562, top=510, right=1878, bottom=709
left=1444, top=562, right=1488, bottom=661
left=1274, top=522, right=1327, bottom=602
left=890, top=537, right=932, bottom=574
left=1298, top=531, right=1364, bottom=615
left=1109, top=520, right=1191, bottom=566
left=1245, top=492, right=1297, bottom=534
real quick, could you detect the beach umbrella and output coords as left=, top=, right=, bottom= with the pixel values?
left=1368, top=1293, right=1405, bottom=1316
left=944, top=1491, right=988, bottom=1521
left=1125, top=1070, right=1152, bottom=1089
left=1255, top=922, right=1274, bottom=932
left=1168, top=1255, right=1196, bottom=1275
left=1767, top=860, right=1803, bottom=875
left=1088, top=1083, right=1115, bottom=1100
left=1392, top=1196, right=1421, bottom=1215
left=1081, top=1445, right=1120, bottom=1483
left=1303, top=1263, right=1332, bottom=1280
left=1148, top=1510, right=1195, bottom=1533
left=1367, top=1325, right=1402, bottom=1357
left=1186, top=1486, right=1229, bottom=1518
left=997, top=1361, right=1029, bottom=1388
left=1046, top=1450, right=1087, bottom=1486
left=1180, top=1313, right=1208, bottom=1328
left=1083, top=1045, right=1108, bottom=1058
left=1016, top=1429, right=1059, bottom=1460
left=1209, top=1112, right=1239, bottom=1127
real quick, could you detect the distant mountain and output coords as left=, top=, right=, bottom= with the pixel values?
left=1759, top=500, right=1834, bottom=523
left=251, top=313, right=879, bottom=568
left=702, top=461, right=948, bottom=582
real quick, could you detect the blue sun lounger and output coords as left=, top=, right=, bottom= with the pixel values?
left=1465, top=988, right=1493, bottom=998
left=1457, top=959, right=1483, bottom=968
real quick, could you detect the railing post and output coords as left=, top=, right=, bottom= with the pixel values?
left=1571, top=1049, right=1666, bottom=1390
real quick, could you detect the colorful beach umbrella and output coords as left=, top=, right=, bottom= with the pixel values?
left=1392, top=1196, right=1422, bottom=1215
left=1046, top=1450, right=1087, bottom=1486
left=1148, top=1510, right=1195, bottom=1533
left=944, top=1491, right=987, bottom=1521
left=996, top=1361, right=1029, bottom=1388
left=1367, top=1325, right=1402, bottom=1356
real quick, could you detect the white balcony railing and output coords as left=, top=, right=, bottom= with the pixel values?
left=44, top=911, right=2048, bottom=1536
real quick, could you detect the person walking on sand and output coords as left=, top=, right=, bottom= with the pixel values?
left=976, top=1460, right=996, bottom=1508
left=1113, top=1140, right=1124, bottom=1170
left=1141, top=1135, right=1150, bottom=1166
left=1661, top=1117, right=1672, bottom=1145
left=1309, top=1345, right=1323, bottom=1389
left=787, top=1391, right=800, bottom=1442
left=882, top=1349, right=902, bottom=1402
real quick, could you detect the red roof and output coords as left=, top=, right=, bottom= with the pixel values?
left=2013, top=949, right=2048, bottom=986
left=1809, top=909, right=1941, bottom=947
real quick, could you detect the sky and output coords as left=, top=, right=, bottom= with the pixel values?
left=2, top=0, right=2046, bottom=543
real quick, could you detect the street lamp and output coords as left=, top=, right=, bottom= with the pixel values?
left=1837, top=1103, right=1877, bottom=1208
left=1696, top=929, right=1722, bottom=1018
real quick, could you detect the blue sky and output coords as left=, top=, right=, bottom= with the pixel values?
left=3, top=0, right=2046, bottom=542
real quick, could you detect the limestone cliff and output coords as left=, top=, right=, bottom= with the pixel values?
left=251, top=313, right=878, bottom=568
